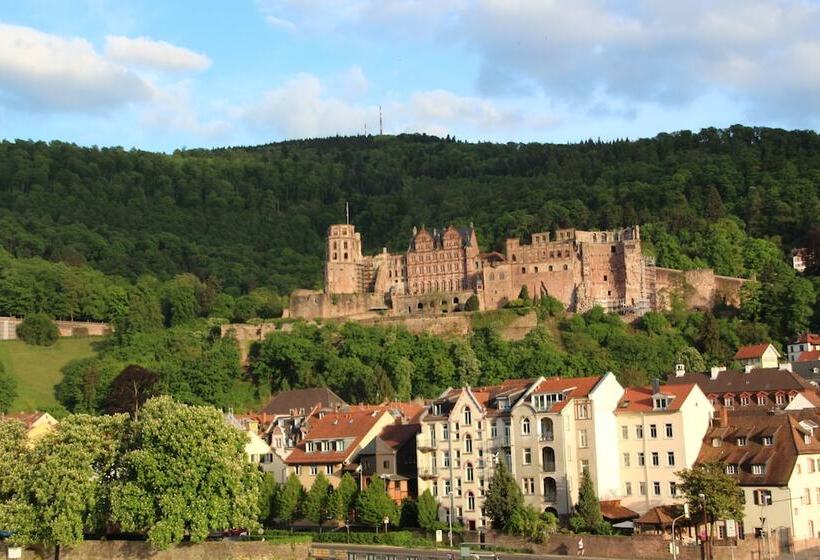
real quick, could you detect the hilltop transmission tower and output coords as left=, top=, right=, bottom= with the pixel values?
left=379, top=105, right=383, bottom=135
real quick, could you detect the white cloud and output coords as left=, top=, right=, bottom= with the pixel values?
left=105, top=35, right=212, bottom=72
left=331, top=65, right=370, bottom=99
left=140, top=80, right=232, bottom=140
left=264, top=15, right=296, bottom=30
left=0, top=22, right=151, bottom=113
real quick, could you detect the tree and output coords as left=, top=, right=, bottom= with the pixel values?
left=676, top=462, right=744, bottom=540
left=110, top=396, right=260, bottom=549
left=16, top=312, right=59, bottom=346
left=483, top=460, right=524, bottom=531
left=570, top=468, right=609, bottom=534
left=103, top=364, right=160, bottom=418
left=399, top=497, right=418, bottom=528
left=0, top=363, right=17, bottom=413
left=277, top=472, right=305, bottom=526
left=392, top=358, right=414, bottom=402
left=356, top=477, right=398, bottom=529
left=675, top=347, right=706, bottom=373
left=330, top=472, right=358, bottom=521
left=518, top=285, right=530, bottom=303
left=464, top=294, right=480, bottom=312
left=304, top=472, right=333, bottom=526
left=258, top=473, right=280, bottom=526
left=417, top=489, right=439, bottom=533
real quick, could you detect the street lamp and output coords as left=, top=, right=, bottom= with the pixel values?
left=698, top=493, right=710, bottom=560
left=671, top=503, right=690, bottom=560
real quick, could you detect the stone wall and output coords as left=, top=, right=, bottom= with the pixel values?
left=0, top=540, right=310, bottom=560
left=0, top=316, right=113, bottom=340
left=654, top=267, right=745, bottom=311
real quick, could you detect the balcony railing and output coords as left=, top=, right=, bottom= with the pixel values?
left=539, top=433, right=554, bottom=442
left=542, top=462, right=556, bottom=472
left=417, top=435, right=437, bottom=451
left=420, top=469, right=438, bottom=479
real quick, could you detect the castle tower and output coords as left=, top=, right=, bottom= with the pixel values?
left=325, top=224, right=363, bottom=294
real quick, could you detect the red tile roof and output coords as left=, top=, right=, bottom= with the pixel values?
left=616, top=384, right=697, bottom=414
left=286, top=409, right=390, bottom=465
left=793, top=333, right=820, bottom=345
left=4, top=412, right=48, bottom=429
left=734, top=343, right=775, bottom=360
left=796, top=350, right=820, bottom=362
left=531, top=376, right=602, bottom=411
left=599, top=500, right=640, bottom=522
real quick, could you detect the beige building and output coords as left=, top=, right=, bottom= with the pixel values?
left=615, top=382, right=713, bottom=514
left=4, top=412, right=59, bottom=443
left=734, top=343, right=781, bottom=369
left=416, top=379, right=535, bottom=530
left=509, top=373, right=625, bottom=516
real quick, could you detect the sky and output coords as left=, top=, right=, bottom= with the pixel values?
left=2, top=0, right=820, bottom=152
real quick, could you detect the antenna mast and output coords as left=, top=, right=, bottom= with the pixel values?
left=379, top=105, right=383, bottom=135
left=346, top=202, right=350, bottom=225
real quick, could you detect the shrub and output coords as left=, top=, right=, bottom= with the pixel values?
left=464, top=294, right=480, bottom=311
left=314, top=530, right=434, bottom=548
left=16, top=313, right=59, bottom=346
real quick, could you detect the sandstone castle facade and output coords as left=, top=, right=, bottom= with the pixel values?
left=287, top=223, right=744, bottom=320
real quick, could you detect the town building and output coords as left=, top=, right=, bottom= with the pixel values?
left=509, top=374, right=625, bottom=517
left=734, top=343, right=781, bottom=369
left=792, top=248, right=809, bottom=273
left=358, top=423, right=420, bottom=504
left=615, top=381, right=713, bottom=514
left=288, top=223, right=745, bottom=320
left=787, top=333, right=820, bottom=363
left=224, top=412, right=276, bottom=469
left=696, top=409, right=820, bottom=552
left=665, top=364, right=820, bottom=411
left=3, top=411, right=58, bottom=442
left=793, top=351, right=820, bottom=385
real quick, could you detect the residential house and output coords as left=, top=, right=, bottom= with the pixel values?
left=734, top=343, right=781, bottom=369
left=4, top=412, right=58, bottom=442
left=697, top=409, right=820, bottom=551
left=666, top=364, right=820, bottom=411
left=225, top=412, right=276, bottom=469
left=358, top=422, right=420, bottom=503
left=416, top=378, right=536, bottom=530
left=509, top=373, right=624, bottom=517
left=285, top=407, right=395, bottom=489
left=793, top=350, right=820, bottom=385
left=615, top=381, right=713, bottom=514
left=787, top=333, right=820, bottom=363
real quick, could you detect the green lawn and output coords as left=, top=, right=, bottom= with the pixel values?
left=0, top=337, right=103, bottom=412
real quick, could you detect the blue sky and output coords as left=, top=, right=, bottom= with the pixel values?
left=2, top=0, right=820, bottom=152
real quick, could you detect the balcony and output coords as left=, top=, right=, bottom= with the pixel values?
left=417, top=435, right=437, bottom=452
left=420, top=469, right=438, bottom=479
left=539, top=433, right=554, bottom=442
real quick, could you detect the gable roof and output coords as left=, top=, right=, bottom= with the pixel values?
left=696, top=409, right=820, bottom=486
left=792, top=333, right=820, bottom=345
left=734, top=343, right=777, bottom=360
left=285, top=408, right=390, bottom=465
left=616, top=383, right=697, bottom=414
left=530, top=375, right=603, bottom=412
left=261, top=388, right=347, bottom=416
left=796, top=350, right=820, bottom=363
left=4, top=412, right=54, bottom=429
left=666, top=367, right=816, bottom=396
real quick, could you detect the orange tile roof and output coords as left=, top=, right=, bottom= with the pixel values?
left=616, top=383, right=696, bottom=414
left=734, top=343, right=773, bottom=360
left=796, top=350, right=820, bottom=362
left=286, top=409, right=389, bottom=465
left=794, top=333, right=820, bottom=345
left=531, top=375, right=602, bottom=411
left=4, top=412, right=47, bottom=429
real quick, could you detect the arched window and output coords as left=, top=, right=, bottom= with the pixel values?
left=466, top=463, right=474, bottom=482
left=463, top=408, right=472, bottom=425
left=464, top=434, right=473, bottom=454
left=543, top=478, right=557, bottom=501
left=542, top=447, right=556, bottom=472
left=540, top=418, right=553, bottom=441
left=522, top=417, right=531, bottom=436
left=467, top=492, right=476, bottom=511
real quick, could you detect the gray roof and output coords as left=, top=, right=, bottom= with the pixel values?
left=262, top=387, right=347, bottom=416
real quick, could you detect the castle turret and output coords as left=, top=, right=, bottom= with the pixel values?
left=325, top=224, right=363, bottom=294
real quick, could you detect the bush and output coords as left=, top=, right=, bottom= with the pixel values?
left=464, top=294, right=480, bottom=311
left=536, top=295, right=564, bottom=319
left=16, top=313, right=59, bottom=346
left=314, top=530, right=435, bottom=548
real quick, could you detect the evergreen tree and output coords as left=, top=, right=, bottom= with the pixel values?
left=277, top=472, right=305, bottom=525
left=304, top=472, right=333, bottom=526
left=483, top=460, right=524, bottom=531
left=399, top=497, right=419, bottom=528
left=393, top=358, right=414, bottom=402
left=258, top=473, right=280, bottom=526
left=570, top=467, right=607, bottom=534
left=331, top=472, right=358, bottom=521
left=417, top=489, right=439, bottom=533
left=356, top=477, right=398, bottom=528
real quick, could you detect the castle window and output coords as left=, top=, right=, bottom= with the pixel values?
left=611, top=246, right=616, bottom=253
left=550, top=252, right=554, bottom=258
left=333, top=242, right=337, bottom=249
left=512, top=254, right=517, bottom=262
left=603, top=275, right=608, bottom=281
left=343, top=252, right=348, bottom=260
left=534, top=266, right=539, bottom=273
left=418, top=303, right=423, bottom=310
left=563, top=264, right=568, bottom=271
left=333, top=253, right=337, bottom=260
left=343, top=241, right=348, bottom=249
left=521, top=267, right=526, bottom=274
left=548, top=265, right=553, bottom=272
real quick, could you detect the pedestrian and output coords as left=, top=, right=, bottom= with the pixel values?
left=577, top=537, right=585, bottom=556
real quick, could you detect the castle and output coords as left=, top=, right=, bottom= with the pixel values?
left=286, top=223, right=745, bottom=320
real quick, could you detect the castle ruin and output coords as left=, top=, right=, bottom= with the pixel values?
left=286, top=223, right=743, bottom=320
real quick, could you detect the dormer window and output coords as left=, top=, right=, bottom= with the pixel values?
left=762, top=436, right=773, bottom=446
left=433, top=404, right=443, bottom=416
left=653, top=397, right=668, bottom=410
left=726, top=464, right=737, bottom=475
left=751, top=464, right=765, bottom=475
left=497, top=398, right=510, bottom=410
left=723, top=396, right=734, bottom=408
left=711, top=437, right=722, bottom=447
left=736, top=436, right=747, bottom=446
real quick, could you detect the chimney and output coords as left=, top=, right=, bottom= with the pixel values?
left=675, top=363, right=686, bottom=377
left=651, top=378, right=661, bottom=395
left=710, top=366, right=724, bottom=380
left=744, top=364, right=754, bottom=374
left=778, top=362, right=793, bottom=372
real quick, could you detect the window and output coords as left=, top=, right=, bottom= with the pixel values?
left=456, top=478, right=462, bottom=496
left=310, top=465, right=318, bottom=476
left=464, top=435, right=473, bottom=454
left=522, top=417, right=531, bottom=435
left=654, top=397, right=668, bottom=410
left=295, top=465, right=301, bottom=475
left=522, top=478, right=535, bottom=495
left=649, top=424, right=657, bottom=438
left=665, top=424, right=673, bottom=438
left=653, top=481, right=661, bottom=496
left=523, top=448, right=532, bottom=465
left=740, top=395, right=750, bottom=406
left=753, top=489, right=772, bottom=505
left=578, top=429, right=589, bottom=448
left=762, top=436, right=773, bottom=446
left=443, top=451, right=450, bottom=468
left=491, top=422, right=498, bottom=439
left=775, top=393, right=785, bottom=405
left=737, top=436, right=747, bottom=446
left=383, top=460, right=390, bottom=470
left=726, top=464, right=737, bottom=475
left=756, top=394, right=767, bottom=406
left=638, top=452, right=646, bottom=466
left=326, top=465, right=334, bottom=475
left=625, top=482, right=633, bottom=496
left=444, top=479, right=451, bottom=495
left=432, top=481, right=438, bottom=497
left=669, top=482, right=677, bottom=496
left=711, top=437, right=722, bottom=447
left=667, top=452, right=676, bottom=467
left=498, top=398, right=510, bottom=410
left=636, top=425, right=644, bottom=439
left=580, top=459, right=589, bottom=473
left=575, top=402, right=590, bottom=420
left=639, top=482, right=647, bottom=496
left=623, top=453, right=630, bottom=467
left=751, top=464, right=765, bottom=475
left=442, top=423, right=449, bottom=440
left=724, top=396, right=734, bottom=408
left=466, top=492, right=476, bottom=512
left=651, top=452, right=660, bottom=467
left=463, top=407, right=472, bottom=425
left=807, top=459, right=816, bottom=473
left=621, top=425, right=629, bottom=439
left=466, top=463, right=474, bottom=482
left=803, top=488, right=811, bottom=505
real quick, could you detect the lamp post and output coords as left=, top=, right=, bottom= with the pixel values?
left=447, top=418, right=455, bottom=549
left=698, top=493, right=710, bottom=560
left=671, top=503, right=690, bottom=560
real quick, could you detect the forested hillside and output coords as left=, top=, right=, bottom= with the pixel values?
left=1, top=125, right=818, bottom=295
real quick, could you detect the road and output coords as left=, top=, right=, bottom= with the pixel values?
left=310, top=542, right=617, bottom=560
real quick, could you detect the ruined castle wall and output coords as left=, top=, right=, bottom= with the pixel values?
left=288, top=291, right=384, bottom=320
left=654, top=267, right=745, bottom=310
left=391, top=291, right=475, bottom=316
